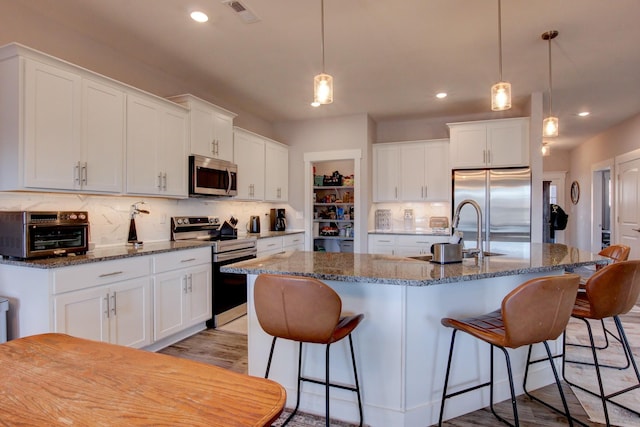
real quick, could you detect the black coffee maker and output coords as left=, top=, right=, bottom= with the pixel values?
left=270, top=208, right=286, bottom=231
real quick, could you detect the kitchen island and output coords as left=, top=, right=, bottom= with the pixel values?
left=222, top=243, right=606, bottom=427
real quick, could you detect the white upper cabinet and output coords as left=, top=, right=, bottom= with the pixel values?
left=373, top=144, right=401, bottom=202
left=448, top=117, right=530, bottom=169
left=0, top=50, right=126, bottom=193
left=233, top=127, right=265, bottom=200
left=265, top=139, right=288, bottom=202
left=373, top=139, right=449, bottom=202
left=23, top=58, right=82, bottom=190
left=400, top=139, right=449, bottom=202
left=168, top=94, right=236, bottom=161
left=126, top=94, right=188, bottom=198
left=82, top=78, right=125, bottom=193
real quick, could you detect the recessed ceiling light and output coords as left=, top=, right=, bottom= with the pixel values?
left=578, top=111, right=590, bottom=117
left=190, top=11, right=209, bottom=23
left=436, top=92, right=447, bottom=99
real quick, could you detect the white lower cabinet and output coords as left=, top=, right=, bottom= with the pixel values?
left=54, top=276, right=152, bottom=348
left=368, top=234, right=450, bottom=256
left=257, top=233, right=305, bottom=257
left=1, top=247, right=212, bottom=349
left=153, top=249, right=212, bottom=341
left=53, top=256, right=153, bottom=349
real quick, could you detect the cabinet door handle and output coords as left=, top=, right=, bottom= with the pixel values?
left=395, top=187, right=398, bottom=199
left=81, top=162, right=88, bottom=185
left=214, top=140, right=219, bottom=156
left=163, top=173, right=168, bottom=190
left=487, top=150, right=491, bottom=164
left=104, top=293, right=110, bottom=318
left=183, top=275, right=188, bottom=294
left=99, top=271, right=123, bottom=278
left=74, top=161, right=81, bottom=184
left=211, top=140, right=215, bottom=155
left=111, top=292, right=117, bottom=316
left=180, top=258, right=197, bottom=263
left=188, top=273, right=193, bottom=293
left=158, top=172, right=163, bottom=189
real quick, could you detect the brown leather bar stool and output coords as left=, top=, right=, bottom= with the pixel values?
left=562, top=260, right=640, bottom=426
left=438, top=274, right=580, bottom=427
left=254, top=274, right=364, bottom=427
left=569, top=244, right=631, bottom=363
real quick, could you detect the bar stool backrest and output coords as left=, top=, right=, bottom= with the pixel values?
left=595, top=244, right=630, bottom=270
left=584, top=260, right=640, bottom=319
left=254, top=274, right=342, bottom=344
left=502, top=274, right=580, bottom=348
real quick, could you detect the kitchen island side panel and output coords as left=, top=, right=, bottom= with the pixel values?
left=246, top=270, right=564, bottom=427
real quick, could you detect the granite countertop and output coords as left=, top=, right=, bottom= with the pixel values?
left=221, top=243, right=608, bottom=287
left=242, top=230, right=304, bottom=239
left=0, top=240, right=214, bottom=269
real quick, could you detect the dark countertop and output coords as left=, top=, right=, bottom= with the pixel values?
left=0, top=240, right=213, bottom=269
left=221, top=243, right=608, bottom=287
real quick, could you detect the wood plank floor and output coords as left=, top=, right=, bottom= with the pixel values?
left=160, top=306, right=640, bottom=427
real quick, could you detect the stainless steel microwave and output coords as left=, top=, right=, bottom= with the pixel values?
left=189, top=155, right=238, bottom=197
left=0, top=211, right=89, bottom=259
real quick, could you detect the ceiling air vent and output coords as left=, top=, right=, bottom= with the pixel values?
left=222, top=0, right=260, bottom=24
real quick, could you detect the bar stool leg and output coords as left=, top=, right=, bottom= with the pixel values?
left=490, top=346, right=519, bottom=427
left=563, top=318, right=611, bottom=426
left=325, top=343, right=331, bottom=427
left=523, top=342, right=582, bottom=426
left=265, top=336, right=278, bottom=378
left=438, top=330, right=458, bottom=426
left=348, top=334, right=364, bottom=427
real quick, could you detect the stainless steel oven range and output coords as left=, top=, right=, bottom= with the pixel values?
left=170, top=216, right=256, bottom=328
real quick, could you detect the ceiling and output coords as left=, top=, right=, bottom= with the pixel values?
left=12, top=0, right=640, bottom=150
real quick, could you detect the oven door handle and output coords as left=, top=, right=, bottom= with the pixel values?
left=214, top=249, right=257, bottom=263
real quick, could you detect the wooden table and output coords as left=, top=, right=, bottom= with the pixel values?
left=0, top=333, right=286, bottom=426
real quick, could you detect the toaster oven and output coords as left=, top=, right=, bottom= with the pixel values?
left=0, top=211, right=89, bottom=259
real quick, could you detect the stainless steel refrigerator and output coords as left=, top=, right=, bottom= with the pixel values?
left=452, top=168, right=531, bottom=253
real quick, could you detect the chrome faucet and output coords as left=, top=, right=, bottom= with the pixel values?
left=452, top=199, right=484, bottom=259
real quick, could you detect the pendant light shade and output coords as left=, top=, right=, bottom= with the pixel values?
left=491, top=0, right=511, bottom=111
left=542, top=30, right=559, bottom=137
left=312, top=0, right=333, bottom=106
left=314, top=73, right=333, bottom=105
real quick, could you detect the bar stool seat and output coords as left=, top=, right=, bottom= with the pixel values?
left=438, top=274, right=580, bottom=427
left=254, top=274, right=364, bottom=427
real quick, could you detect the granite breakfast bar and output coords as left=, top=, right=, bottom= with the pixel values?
left=222, top=243, right=606, bottom=427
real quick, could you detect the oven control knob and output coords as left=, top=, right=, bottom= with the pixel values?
left=69, top=213, right=78, bottom=220
left=78, top=213, right=86, bottom=220
left=177, top=218, right=184, bottom=225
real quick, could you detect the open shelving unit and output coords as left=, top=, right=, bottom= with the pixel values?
left=312, top=163, right=355, bottom=253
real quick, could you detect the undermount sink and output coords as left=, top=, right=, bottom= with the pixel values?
left=462, top=250, right=505, bottom=258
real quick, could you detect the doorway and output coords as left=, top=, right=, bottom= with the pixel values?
left=591, top=159, right=614, bottom=253
left=543, top=172, right=566, bottom=244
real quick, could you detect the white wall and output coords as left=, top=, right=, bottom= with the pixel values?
left=274, top=114, right=372, bottom=251
left=567, top=112, right=640, bottom=250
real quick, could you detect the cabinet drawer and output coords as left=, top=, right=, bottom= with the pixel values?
left=283, top=233, right=304, bottom=248
left=396, top=236, right=433, bottom=246
left=370, top=235, right=396, bottom=246
left=257, top=237, right=282, bottom=253
left=53, top=256, right=152, bottom=294
left=154, top=247, right=211, bottom=274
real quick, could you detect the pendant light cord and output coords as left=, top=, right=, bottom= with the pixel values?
left=497, top=0, right=503, bottom=81
left=320, top=0, right=326, bottom=73
left=547, top=36, right=553, bottom=115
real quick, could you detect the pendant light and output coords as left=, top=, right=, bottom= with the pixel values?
left=542, top=30, right=559, bottom=137
left=312, top=0, right=333, bottom=106
left=491, top=0, right=511, bottom=111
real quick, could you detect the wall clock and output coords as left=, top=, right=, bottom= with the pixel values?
left=570, top=181, right=580, bottom=205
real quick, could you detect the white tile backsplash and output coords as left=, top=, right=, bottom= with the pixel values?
left=371, top=202, right=450, bottom=232
left=0, top=192, right=294, bottom=248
